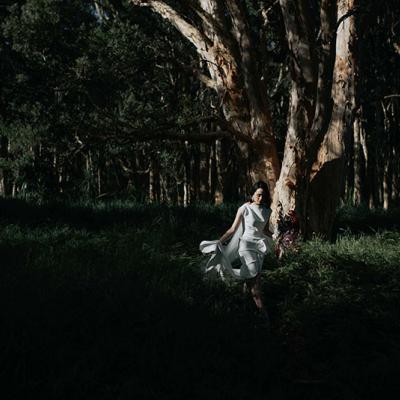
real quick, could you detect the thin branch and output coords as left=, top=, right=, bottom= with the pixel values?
left=270, top=65, right=285, bottom=97
left=114, top=115, right=253, bottom=144
left=384, top=94, right=400, bottom=99
left=260, top=0, right=279, bottom=26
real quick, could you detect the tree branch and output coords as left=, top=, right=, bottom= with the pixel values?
left=384, top=94, right=400, bottom=99
left=96, top=129, right=232, bottom=144
left=260, top=0, right=279, bottom=26
left=131, top=0, right=211, bottom=52
left=176, top=63, right=217, bottom=89
left=115, top=114, right=253, bottom=144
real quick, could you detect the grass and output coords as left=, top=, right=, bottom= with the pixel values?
left=1, top=198, right=400, bottom=399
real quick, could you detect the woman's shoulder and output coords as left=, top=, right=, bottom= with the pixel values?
left=238, top=202, right=251, bottom=213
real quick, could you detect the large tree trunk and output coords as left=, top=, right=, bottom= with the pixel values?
left=134, top=0, right=358, bottom=239
left=274, top=0, right=356, bottom=238
left=131, top=0, right=280, bottom=194
left=308, top=0, right=356, bottom=236
left=273, top=0, right=336, bottom=234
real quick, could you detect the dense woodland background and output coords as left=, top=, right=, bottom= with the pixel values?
left=1, top=0, right=399, bottom=211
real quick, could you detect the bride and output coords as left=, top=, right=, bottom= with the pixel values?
left=200, top=181, right=274, bottom=321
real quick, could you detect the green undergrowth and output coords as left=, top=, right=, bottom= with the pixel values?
left=1, top=199, right=400, bottom=399
left=336, top=205, right=400, bottom=233
left=264, top=232, right=400, bottom=397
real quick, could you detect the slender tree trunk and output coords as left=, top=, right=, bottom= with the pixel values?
left=85, top=152, right=92, bottom=198
left=149, top=157, right=157, bottom=203
left=214, top=139, right=224, bottom=205
left=208, top=142, right=215, bottom=202
left=199, top=143, right=210, bottom=201
left=0, top=136, right=9, bottom=196
left=351, top=12, right=368, bottom=206
left=183, top=142, right=191, bottom=206
left=0, top=169, right=5, bottom=197
left=191, top=144, right=200, bottom=202
left=183, top=166, right=190, bottom=206
left=353, top=112, right=363, bottom=205
left=383, top=160, right=391, bottom=210
left=392, top=147, right=399, bottom=204
left=160, top=171, right=167, bottom=203
left=97, top=167, right=101, bottom=196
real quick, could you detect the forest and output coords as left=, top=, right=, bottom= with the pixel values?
left=1, top=0, right=400, bottom=399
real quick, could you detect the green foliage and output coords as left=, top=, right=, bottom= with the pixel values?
left=1, top=200, right=400, bottom=398
left=0, top=0, right=217, bottom=200
left=336, top=205, right=400, bottom=233
left=264, top=231, right=400, bottom=396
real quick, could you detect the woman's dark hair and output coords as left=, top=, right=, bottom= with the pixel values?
left=250, top=180, right=271, bottom=207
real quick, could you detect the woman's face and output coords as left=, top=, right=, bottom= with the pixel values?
left=252, top=188, right=264, bottom=205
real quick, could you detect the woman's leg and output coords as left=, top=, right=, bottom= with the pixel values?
left=248, top=274, right=264, bottom=310
left=242, top=281, right=248, bottom=295
left=239, top=251, right=270, bottom=323
left=247, top=274, right=270, bottom=327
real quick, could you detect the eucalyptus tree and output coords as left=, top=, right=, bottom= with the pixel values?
left=276, top=0, right=357, bottom=236
left=132, top=0, right=282, bottom=193
left=131, top=0, right=359, bottom=238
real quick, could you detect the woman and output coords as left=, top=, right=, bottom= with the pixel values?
left=200, top=181, right=273, bottom=321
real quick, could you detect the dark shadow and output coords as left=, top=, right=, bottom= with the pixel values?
left=1, top=199, right=400, bottom=399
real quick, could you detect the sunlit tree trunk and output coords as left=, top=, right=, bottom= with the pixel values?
left=274, top=0, right=357, bottom=238
left=308, top=0, right=357, bottom=236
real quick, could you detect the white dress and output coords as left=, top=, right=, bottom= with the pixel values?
left=199, top=203, right=273, bottom=281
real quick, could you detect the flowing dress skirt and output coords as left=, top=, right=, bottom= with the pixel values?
left=199, top=231, right=273, bottom=281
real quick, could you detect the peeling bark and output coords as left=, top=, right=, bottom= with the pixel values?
left=308, top=0, right=356, bottom=237
left=133, top=0, right=358, bottom=239
left=131, top=0, right=280, bottom=194
left=274, top=0, right=356, bottom=238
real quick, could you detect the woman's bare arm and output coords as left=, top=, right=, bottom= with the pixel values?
left=218, top=205, right=246, bottom=243
left=263, top=209, right=273, bottom=237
